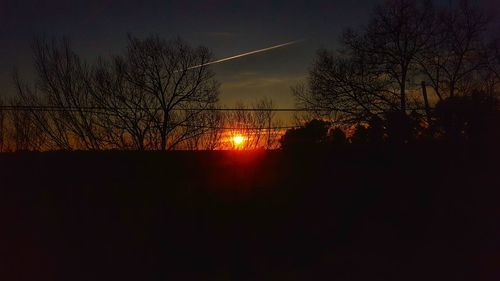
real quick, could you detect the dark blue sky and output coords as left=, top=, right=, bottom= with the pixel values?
left=1, top=0, right=498, bottom=107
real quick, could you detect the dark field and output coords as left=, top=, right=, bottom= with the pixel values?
left=1, top=145, right=499, bottom=281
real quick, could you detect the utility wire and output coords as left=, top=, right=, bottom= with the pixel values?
left=0, top=105, right=326, bottom=112
left=0, top=105, right=311, bottom=130
left=0, top=105, right=426, bottom=131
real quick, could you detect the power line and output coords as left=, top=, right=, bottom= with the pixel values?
left=3, top=105, right=425, bottom=131
left=0, top=105, right=308, bottom=131
left=0, top=105, right=324, bottom=112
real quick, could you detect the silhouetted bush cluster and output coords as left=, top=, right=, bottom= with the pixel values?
left=282, top=91, right=500, bottom=149
left=433, top=92, right=500, bottom=143
left=279, top=119, right=331, bottom=149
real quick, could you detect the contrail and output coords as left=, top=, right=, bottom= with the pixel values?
left=188, top=39, right=304, bottom=70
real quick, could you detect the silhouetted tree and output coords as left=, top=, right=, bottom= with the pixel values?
left=293, top=49, right=394, bottom=123
left=295, top=0, right=499, bottom=144
left=385, top=111, right=418, bottom=143
left=0, top=97, right=4, bottom=152
left=121, top=35, right=219, bottom=151
left=343, top=0, right=436, bottom=113
left=492, top=39, right=500, bottom=77
left=91, top=57, right=155, bottom=150
left=185, top=107, right=225, bottom=150
left=295, top=0, right=437, bottom=125
left=418, top=0, right=492, bottom=100
left=350, top=116, right=386, bottom=145
left=280, top=119, right=330, bottom=149
left=328, top=127, right=347, bottom=146
left=222, top=98, right=281, bottom=150
left=14, top=37, right=104, bottom=150
left=12, top=35, right=220, bottom=151
left=8, top=97, right=45, bottom=151
left=367, top=116, right=386, bottom=144
left=433, top=91, right=500, bottom=143
left=350, top=124, right=369, bottom=144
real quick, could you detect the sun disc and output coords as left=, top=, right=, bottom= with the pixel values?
left=232, top=135, right=246, bottom=147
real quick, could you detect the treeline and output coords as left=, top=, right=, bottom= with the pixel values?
left=281, top=91, right=500, bottom=149
left=0, top=36, right=282, bottom=151
left=1, top=0, right=499, bottom=152
left=293, top=0, right=500, bottom=140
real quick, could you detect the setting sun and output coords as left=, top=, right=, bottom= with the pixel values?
left=232, top=135, right=246, bottom=148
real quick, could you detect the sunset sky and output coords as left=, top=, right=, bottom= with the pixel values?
left=1, top=0, right=499, bottom=109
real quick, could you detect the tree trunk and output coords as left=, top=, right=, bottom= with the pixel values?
left=449, top=81, right=455, bottom=98
left=401, top=72, right=407, bottom=113
left=160, top=112, right=169, bottom=151
left=421, top=81, right=431, bottom=121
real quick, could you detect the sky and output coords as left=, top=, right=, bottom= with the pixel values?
left=1, top=0, right=499, bottom=109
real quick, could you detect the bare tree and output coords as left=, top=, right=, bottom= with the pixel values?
left=418, top=0, right=491, bottom=99
left=11, top=35, right=219, bottom=152
left=483, top=38, right=500, bottom=95
left=222, top=98, right=281, bottom=150
left=14, top=37, right=105, bottom=150
left=293, top=49, right=398, bottom=123
left=295, top=0, right=437, bottom=124
left=14, top=73, right=71, bottom=150
left=183, top=107, right=225, bottom=150
left=490, top=39, right=500, bottom=81
left=343, top=0, right=436, bottom=113
left=91, top=57, right=155, bottom=150
left=253, top=98, right=281, bottom=149
left=0, top=96, right=5, bottom=152
left=200, top=108, right=226, bottom=150
left=121, top=35, right=219, bottom=151
left=8, top=97, right=45, bottom=151
left=296, top=0, right=498, bottom=128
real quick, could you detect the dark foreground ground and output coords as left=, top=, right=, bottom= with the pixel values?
left=1, top=144, right=499, bottom=281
